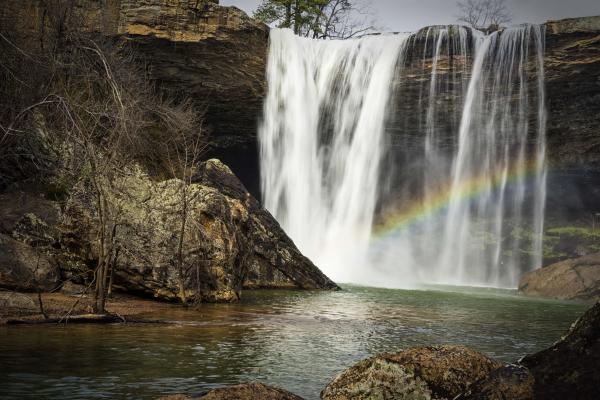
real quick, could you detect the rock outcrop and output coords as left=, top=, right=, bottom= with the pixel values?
left=0, top=159, right=337, bottom=302
left=197, top=160, right=338, bottom=291
left=0, top=233, right=60, bottom=292
left=521, top=302, right=600, bottom=399
left=519, top=253, right=600, bottom=302
left=321, top=345, right=502, bottom=400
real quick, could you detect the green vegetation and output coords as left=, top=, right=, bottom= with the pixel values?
left=254, top=0, right=377, bottom=39
left=546, top=226, right=600, bottom=240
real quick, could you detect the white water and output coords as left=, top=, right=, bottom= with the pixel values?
left=260, top=26, right=546, bottom=288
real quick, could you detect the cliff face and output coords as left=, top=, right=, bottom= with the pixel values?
left=542, top=16, right=600, bottom=224
left=545, top=16, right=600, bottom=170
left=116, top=1, right=269, bottom=195
left=386, top=18, right=600, bottom=225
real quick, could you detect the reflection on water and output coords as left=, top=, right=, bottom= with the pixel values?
left=0, top=285, right=586, bottom=399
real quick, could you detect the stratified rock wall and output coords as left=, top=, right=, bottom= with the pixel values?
left=545, top=16, right=600, bottom=170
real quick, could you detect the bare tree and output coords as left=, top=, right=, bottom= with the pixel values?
left=162, top=105, right=207, bottom=304
left=1, top=34, right=206, bottom=314
left=456, top=0, right=512, bottom=29
left=310, top=0, right=378, bottom=39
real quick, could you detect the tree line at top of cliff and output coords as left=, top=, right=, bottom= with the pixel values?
left=252, top=0, right=513, bottom=39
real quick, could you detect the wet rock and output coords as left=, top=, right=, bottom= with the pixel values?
left=456, top=364, right=534, bottom=400
left=0, top=233, right=59, bottom=292
left=521, top=302, right=600, bottom=400
left=158, top=383, right=304, bottom=400
left=320, top=345, right=502, bottom=400
left=518, top=253, right=600, bottom=302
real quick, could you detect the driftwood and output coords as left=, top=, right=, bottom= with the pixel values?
left=6, top=313, right=168, bottom=325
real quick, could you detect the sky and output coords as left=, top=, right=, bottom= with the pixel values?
left=220, top=0, right=600, bottom=32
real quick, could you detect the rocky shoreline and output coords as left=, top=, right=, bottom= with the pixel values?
left=0, top=290, right=184, bottom=325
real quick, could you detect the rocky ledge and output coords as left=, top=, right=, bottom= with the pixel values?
left=519, top=253, right=600, bottom=302
left=0, top=159, right=337, bottom=304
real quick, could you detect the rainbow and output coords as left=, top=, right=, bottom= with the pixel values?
left=372, top=158, right=544, bottom=239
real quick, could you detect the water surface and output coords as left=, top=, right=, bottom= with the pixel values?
left=0, top=285, right=586, bottom=399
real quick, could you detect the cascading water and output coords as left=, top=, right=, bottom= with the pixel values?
left=260, top=29, right=410, bottom=284
left=260, top=25, right=547, bottom=288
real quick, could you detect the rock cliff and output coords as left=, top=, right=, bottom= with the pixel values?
left=545, top=16, right=600, bottom=171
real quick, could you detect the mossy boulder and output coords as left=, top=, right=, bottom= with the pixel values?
left=60, top=159, right=337, bottom=303
left=320, top=345, right=501, bottom=400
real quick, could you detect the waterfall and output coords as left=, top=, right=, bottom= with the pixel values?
left=259, top=26, right=546, bottom=288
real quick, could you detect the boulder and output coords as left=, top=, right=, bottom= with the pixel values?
left=196, top=383, right=304, bottom=400
left=0, top=233, right=60, bottom=291
left=320, top=345, right=502, bottom=400
left=456, top=364, right=534, bottom=400
left=521, top=302, right=600, bottom=400
left=518, top=253, right=600, bottom=302
left=0, top=291, right=38, bottom=311
left=60, top=160, right=337, bottom=303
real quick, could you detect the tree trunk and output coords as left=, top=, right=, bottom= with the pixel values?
left=177, top=184, right=188, bottom=304
left=293, top=0, right=301, bottom=34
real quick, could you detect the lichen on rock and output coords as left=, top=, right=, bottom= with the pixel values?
left=321, top=345, right=502, bottom=400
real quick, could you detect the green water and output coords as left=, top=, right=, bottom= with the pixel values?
left=0, top=285, right=587, bottom=399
